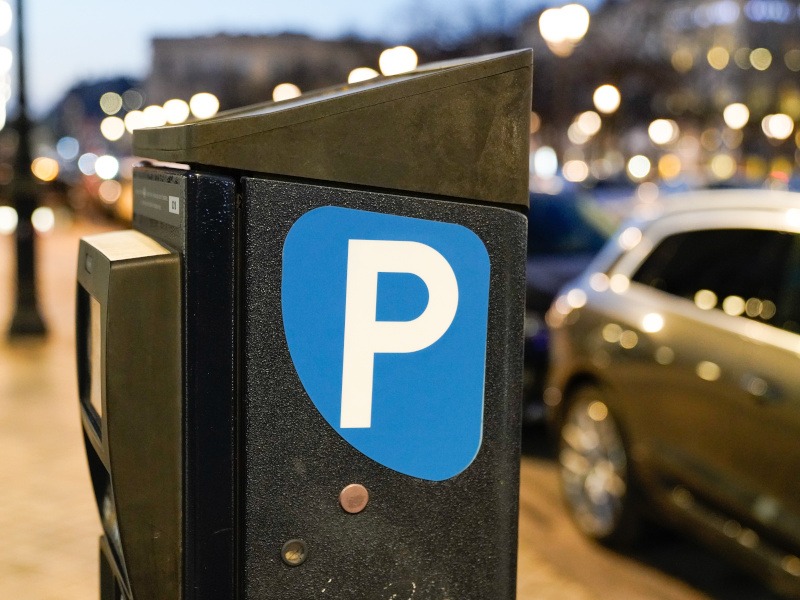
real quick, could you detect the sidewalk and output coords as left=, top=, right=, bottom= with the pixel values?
left=0, top=217, right=593, bottom=600
left=0, top=218, right=117, bottom=600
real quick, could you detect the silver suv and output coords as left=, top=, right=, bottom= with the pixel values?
left=546, top=189, right=800, bottom=597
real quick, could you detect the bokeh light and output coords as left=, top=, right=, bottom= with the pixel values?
left=56, top=137, right=79, bottom=161
left=189, top=93, right=220, bottom=119
left=0, top=1, right=12, bottom=36
left=786, top=49, right=800, bottom=72
left=0, top=47, right=12, bottom=74
left=348, top=67, right=380, bottom=84
left=648, top=119, right=679, bottom=145
left=593, top=84, right=621, bottom=114
left=750, top=48, right=772, bottom=70
left=562, top=159, right=589, bottom=182
left=31, top=207, right=55, bottom=234
left=124, top=110, right=147, bottom=133
left=658, top=154, right=682, bottom=179
left=100, top=92, right=123, bottom=115
left=272, top=83, right=302, bottom=102
left=379, top=46, right=418, bottom=76
left=762, top=113, right=794, bottom=140
left=31, top=157, right=59, bottom=182
left=143, top=105, right=167, bottom=127
left=539, top=4, right=590, bottom=56
left=0, top=205, right=17, bottom=235
left=122, top=89, right=144, bottom=111
left=707, top=46, right=729, bottom=70
left=671, top=48, right=694, bottom=72
left=98, top=180, right=122, bottom=204
left=627, top=155, right=651, bottom=180
left=163, top=99, right=191, bottom=124
left=95, top=155, right=120, bottom=180
left=78, top=153, right=98, bottom=176
left=532, top=146, right=558, bottom=178
left=723, top=103, right=750, bottom=129
left=100, top=116, right=125, bottom=141
left=709, top=153, right=737, bottom=179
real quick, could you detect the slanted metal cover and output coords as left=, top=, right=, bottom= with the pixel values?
left=133, top=50, right=532, bottom=209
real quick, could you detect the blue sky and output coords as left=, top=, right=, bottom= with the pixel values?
left=17, top=0, right=551, bottom=115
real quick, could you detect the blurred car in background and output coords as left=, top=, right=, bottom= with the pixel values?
left=523, top=189, right=615, bottom=421
left=546, top=189, right=800, bottom=597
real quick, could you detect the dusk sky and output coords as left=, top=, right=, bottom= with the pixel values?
left=16, top=0, right=553, bottom=115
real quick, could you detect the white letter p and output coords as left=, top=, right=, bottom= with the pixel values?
left=340, top=240, right=458, bottom=428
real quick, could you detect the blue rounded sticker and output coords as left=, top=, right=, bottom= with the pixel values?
left=282, top=206, right=490, bottom=481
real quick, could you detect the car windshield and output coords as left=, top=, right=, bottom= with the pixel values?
left=527, top=192, right=614, bottom=256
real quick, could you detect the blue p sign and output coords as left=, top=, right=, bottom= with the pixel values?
left=282, top=206, right=490, bottom=481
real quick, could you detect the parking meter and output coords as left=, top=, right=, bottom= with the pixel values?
left=76, top=50, right=532, bottom=600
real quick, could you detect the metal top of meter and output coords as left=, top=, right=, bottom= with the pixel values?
left=133, top=50, right=532, bottom=209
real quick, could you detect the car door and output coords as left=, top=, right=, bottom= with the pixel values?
left=608, top=212, right=798, bottom=520
left=721, top=228, right=800, bottom=551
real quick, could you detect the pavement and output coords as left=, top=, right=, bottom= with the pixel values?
left=0, top=216, right=594, bottom=600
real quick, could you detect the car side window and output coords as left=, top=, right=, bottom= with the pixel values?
left=632, top=228, right=800, bottom=333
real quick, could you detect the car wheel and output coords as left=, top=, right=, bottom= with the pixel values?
left=558, top=385, right=640, bottom=546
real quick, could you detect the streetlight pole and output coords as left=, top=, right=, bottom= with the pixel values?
left=7, top=0, right=45, bottom=337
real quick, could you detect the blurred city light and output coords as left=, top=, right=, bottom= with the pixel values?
left=378, top=46, right=418, bottom=75
left=786, top=49, right=800, bottom=71
left=562, top=159, right=589, bottom=182
left=163, top=98, right=190, bottom=124
left=696, top=361, right=721, bottom=382
left=539, top=4, right=590, bottom=56
left=641, top=313, right=664, bottom=333
left=98, top=180, right=122, bottom=204
left=31, top=207, right=55, bottom=234
left=671, top=47, right=694, bottom=72
left=593, top=84, right=621, bottom=114
left=0, top=205, right=17, bottom=235
left=0, top=47, right=11, bottom=73
left=749, top=47, right=772, bottom=70
left=627, top=155, right=651, bottom=180
left=124, top=110, right=147, bottom=133
left=709, top=153, right=737, bottom=179
left=762, top=113, right=794, bottom=139
left=576, top=110, right=602, bottom=136
left=532, top=146, right=558, bottom=178
left=189, top=92, right=219, bottom=119
left=31, top=157, right=59, bottom=182
left=348, top=67, right=380, bottom=84
left=100, top=92, right=123, bottom=115
left=95, top=155, right=120, bottom=180
left=723, top=103, right=750, bottom=129
left=122, top=89, right=144, bottom=111
left=272, top=83, right=301, bottom=102
left=619, top=226, right=643, bottom=250
left=658, top=154, right=683, bottom=179
left=143, top=104, right=167, bottom=127
left=56, top=137, right=79, bottom=161
left=707, top=46, right=729, bottom=70
left=78, top=153, right=98, bottom=176
left=734, top=47, right=752, bottom=69
left=648, top=119, right=679, bottom=145
left=0, top=1, right=11, bottom=36
left=695, top=289, right=718, bottom=310
left=100, top=116, right=125, bottom=141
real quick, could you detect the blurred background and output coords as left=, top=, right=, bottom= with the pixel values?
left=0, top=0, right=798, bottom=598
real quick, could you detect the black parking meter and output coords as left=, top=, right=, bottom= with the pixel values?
left=76, top=50, right=532, bottom=600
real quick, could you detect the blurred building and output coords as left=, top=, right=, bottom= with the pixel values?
left=146, top=33, right=387, bottom=108
left=518, top=0, right=800, bottom=188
